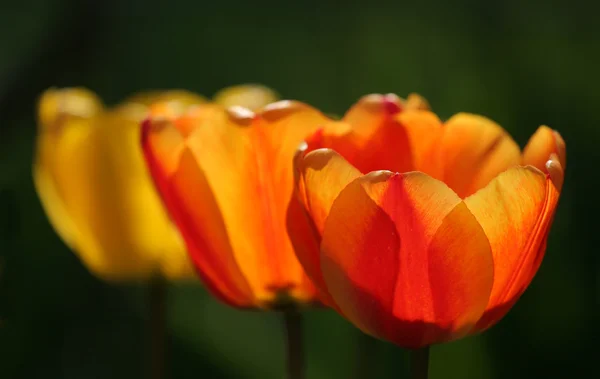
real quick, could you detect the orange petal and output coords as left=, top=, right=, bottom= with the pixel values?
left=141, top=119, right=253, bottom=307
left=295, top=149, right=361, bottom=234
left=177, top=101, right=329, bottom=305
left=321, top=172, right=494, bottom=348
left=437, top=113, right=521, bottom=198
left=395, top=110, right=443, bottom=176
left=290, top=148, right=361, bottom=304
left=299, top=94, right=432, bottom=175
left=465, top=163, right=562, bottom=331
left=344, top=94, right=413, bottom=173
left=342, top=94, right=403, bottom=138
left=522, top=126, right=567, bottom=173
left=306, top=94, right=412, bottom=174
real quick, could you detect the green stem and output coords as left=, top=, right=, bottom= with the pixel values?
left=283, top=311, right=305, bottom=379
left=149, top=275, right=167, bottom=379
left=410, top=346, right=430, bottom=379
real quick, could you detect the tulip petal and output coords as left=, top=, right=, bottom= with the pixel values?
left=522, top=126, right=567, bottom=174
left=395, top=110, right=443, bottom=176
left=290, top=148, right=361, bottom=303
left=320, top=171, right=401, bottom=336
left=34, top=116, right=97, bottom=257
left=142, top=119, right=254, bottom=306
left=35, top=89, right=104, bottom=252
left=465, top=163, right=562, bottom=331
left=404, top=93, right=431, bottom=111
left=321, top=172, right=494, bottom=348
left=295, top=149, right=361, bottom=234
left=343, top=94, right=413, bottom=173
left=438, top=113, right=521, bottom=198
left=342, top=94, right=403, bottom=138
left=303, top=94, right=412, bottom=174
left=38, top=87, right=104, bottom=129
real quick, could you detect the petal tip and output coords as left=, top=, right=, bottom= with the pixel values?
left=552, top=129, right=567, bottom=168
left=226, top=106, right=255, bottom=125
left=523, top=125, right=567, bottom=174
left=38, top=87, right=103, bottom=129
left=260, top=100, right=311, bottom=122
left=404, top=93, right=431, bottom=110
left=358, top=93, right=402, bottom=115
left=546, top=154, right=564, bottom=190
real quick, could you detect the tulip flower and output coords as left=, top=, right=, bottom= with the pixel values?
left=141, top=101, right=319, bottom=307
left=34, top=85, right=277, bottom=280
left=291, top=93, right=566, bottom=351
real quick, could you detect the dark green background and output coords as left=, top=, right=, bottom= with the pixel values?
left=0, top=0, right=597, bottom=378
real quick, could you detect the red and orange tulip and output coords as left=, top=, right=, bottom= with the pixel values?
left=291, top=94, right=566, bottom=348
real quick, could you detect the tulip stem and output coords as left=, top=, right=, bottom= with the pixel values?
left=283, top=310, right=305, bottom=379
left=410, top=346, right=430, bottom=379
left=149, top=274, right=167, bottom=379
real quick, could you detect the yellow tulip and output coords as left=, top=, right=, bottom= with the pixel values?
left=34, top=85, right=277, bottom=280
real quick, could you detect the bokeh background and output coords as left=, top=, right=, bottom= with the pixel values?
left=0, top=0, right=597, bottom=378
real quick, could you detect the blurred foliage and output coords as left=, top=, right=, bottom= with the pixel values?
left=0, top=0, right=597, bottom=378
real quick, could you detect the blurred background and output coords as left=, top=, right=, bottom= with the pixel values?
left=0, top=0, right=597, bottom=378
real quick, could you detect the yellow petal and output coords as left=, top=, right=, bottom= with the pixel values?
left=403, top=93, right=430, bottom=111
left=38, top=87, right=103, bottom=130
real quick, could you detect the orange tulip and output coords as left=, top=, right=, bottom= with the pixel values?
left=141, top=94, right=429, bottom=308
left=291, top=93, right=566, bottom=348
